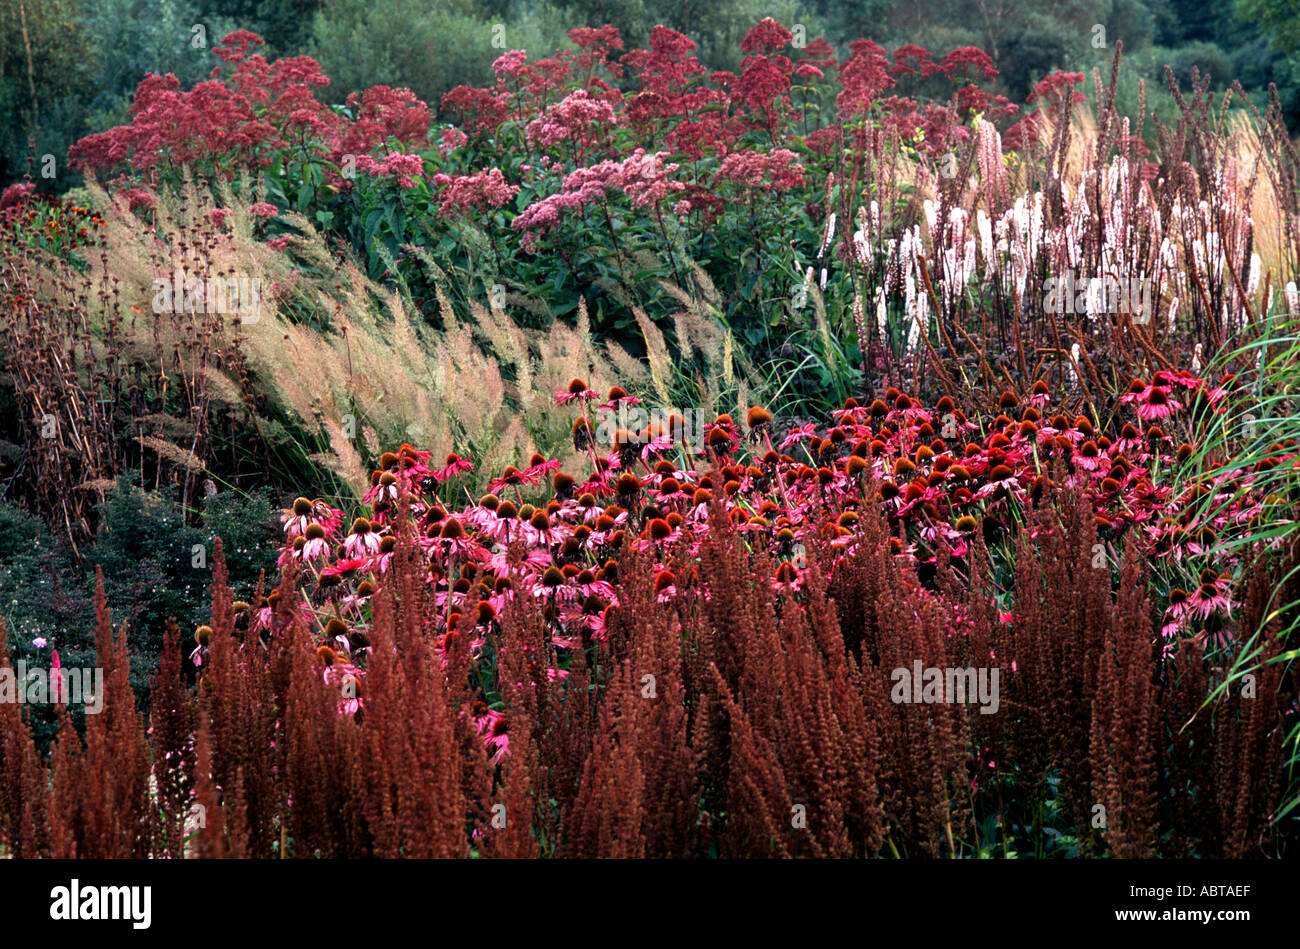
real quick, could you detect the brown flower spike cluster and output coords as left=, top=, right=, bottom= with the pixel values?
left=0, top=487, right=1293, bottom=858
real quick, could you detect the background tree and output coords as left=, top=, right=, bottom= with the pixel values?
left=0, top=0, right=94, bottom=187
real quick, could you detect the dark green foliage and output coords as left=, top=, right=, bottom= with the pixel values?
left=1165, top=40, right=1233, bottom=88
left=0, top=0, right=96, bottom=187
left=999, top=13, right=1079, bottom=100
left=0, top=503, right=92, bottom=749
left=0, top=482, right=279, bottom=714
left=195, top=0, right=318, bottom=54
left=87, top=481, right=280, bottom=688
left=307, top=0, right=508, bottom=107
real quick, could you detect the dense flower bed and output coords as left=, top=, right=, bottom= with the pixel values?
left=3, top=16, right=1297, bottom=861
left=240, top=368, right=1292, bottom=763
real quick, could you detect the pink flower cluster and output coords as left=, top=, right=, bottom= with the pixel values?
left=525, top=89, right=617, bottom=150
left=71, top=31, right=333, bottom=176
left=70, top=31, right=431, bottom=186
left=512, top=149, right=683, bottom=251
left=0, top=182, right=35, bottom=223
left=330, top=85, right=432, bottom=165
left=431, top=168, right=520, bottom=216
left=715, top=148, right=805, bottom=193
left=740, top=17, right=793, bottom=54
left=356, top=152, right=426, bottom=188
left=1005, top=71, right=1087, bottom=149
left=438, top=126, right=469, bottom=157
left=837, top=39, right=895, bottom=116
left=734, top=21, right=798, bottom=130
left=268, top=369, right=1290, bottom=735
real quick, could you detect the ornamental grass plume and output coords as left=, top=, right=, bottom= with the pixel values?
left=6, top=175, right=672, bottom=513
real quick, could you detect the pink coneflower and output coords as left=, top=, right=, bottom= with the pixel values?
left=561, top=593, right=609, bottom=638
left=656, top=476, right=692, bottom=505
left=1072, top=440, right=1104, bottom=472
left=190, top=626, right=212, bottom=668
left=322, top=658, right=365, bottom=716
left=704, top=415, right=741, bottom=456
left=325, top=618, right=353, bottom=656
left=771, top=560, right=807, bottom=592
left=830, top=398, right=871, bottom=426
left=635, top=516, right=682, bottom=551
left=479, top=499, right=521, bottom=544
left=1160, top=587, right=1193, bottom=640
left=486, top=546, right=552, bottom=576
left=486, top=715, right=511, bottom=764
left=475, top=709, right=511, bottom=765
left=282, top=496, right=316, bottom=537
left=320, top=557, right=370, bottom=580
left=522, top=454, right=561, bottom=482
left=531, top=565, right=578, bottom=603
left=778, top=422, right=819, bottom=450
left=584, top=604, right=616, bottom=642
left=522, top=509, right=565, bottom=547
left=638, top=430, right=675, bottom=461
left=1187, top=569, right=1234, bottom=621
left=1157, top=369, right=1201, bottom=390
left=299, top=523, right=330, bottom=561
left=251, top=599, right=274, bottom=633
left=598, top=385, right=642, bottom=411
left=1199, top=376, right=1231, bottom=406
left=337, top=677, right=363, bottom=717
left=277, top=537, right=304, bottom=567
left=1119, top=377, right=1148, bottom=406
left=343, top=517, right=382, bottom=558
left=652, top=568, right=678, bottom=603
left=687, top=487, right=716, bottom=522
left=1136, top=386, right=1182, bottom=421
left=581, top=467, right=618, bottom=498
left=573, top=568, right=616, bottom=601
left=1113, top=422, right=1144, bottom=455
left=428, top=517, right=490, bottom=561
left=488, top=464, right=545, bottom=493
left=556, top=377, right=599, bottom=405
left=431, top=453, right=474, bottom=481
left=363, top=471, right=400, bottom=505
left=340, top=579, right=377, bottom=615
